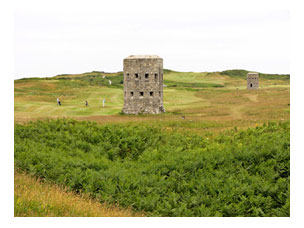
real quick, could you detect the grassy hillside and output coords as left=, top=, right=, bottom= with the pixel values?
left=220, top=70, right=290, bottom=80
left=14, top=69, right=290, bottom=132
left=14, top=69, right=290, bottom=216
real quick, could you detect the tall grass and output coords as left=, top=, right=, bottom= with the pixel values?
left=14, top=170, right=143, bottom=217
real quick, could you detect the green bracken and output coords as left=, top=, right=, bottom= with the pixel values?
left=14, top=119, right=290, bottom=217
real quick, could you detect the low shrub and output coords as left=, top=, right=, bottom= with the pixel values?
left=14, top=119, right=290, bottom=216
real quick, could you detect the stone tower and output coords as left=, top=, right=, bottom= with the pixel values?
left=247, top=72, right=259, bottom=90
left=122, top=55, right=165, bottom=114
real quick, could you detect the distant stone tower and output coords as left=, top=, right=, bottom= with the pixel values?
left=122, top=55, right=165, bottom=114
left=247, top=72, right=259, bottom=90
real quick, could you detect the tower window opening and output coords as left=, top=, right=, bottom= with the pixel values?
left=159, top=91, right=161, bottom=96
left=155, top=73, right=158, bottom=79
left=150, top=91, right=154, bottom=97
left=250, top=83, right=253, bottom=87
left=145, top=73, right=149, bottom=79
left=140, top=92, right=144, bottom=96
left=131, top=91, right=134, bottom=97
left=135, top=73, right=139, bottom=78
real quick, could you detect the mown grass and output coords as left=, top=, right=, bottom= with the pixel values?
left=57, top=72, right=124, bottom=89
left=15, top=169, right=144, bottom=217
left=164, top=79, right=224, bottom=89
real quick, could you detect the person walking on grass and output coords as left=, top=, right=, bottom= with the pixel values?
left=102, top=98, right=106, bottom=107
left=57, top=98, right=61, bottom=106
left=85, top=100, right=88, bottom=107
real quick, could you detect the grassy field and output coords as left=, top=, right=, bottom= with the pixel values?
left=14, top=69, right=290, bottom=216
left=14, top=70, right=290, bottom=132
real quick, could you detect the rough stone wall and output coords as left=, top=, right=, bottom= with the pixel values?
left=247, top=72, right=259, bottom=90
left=122, top=55, right=165, bottom=114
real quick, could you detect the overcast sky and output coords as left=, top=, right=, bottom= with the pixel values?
left=14, top=1, right=289, bottom=79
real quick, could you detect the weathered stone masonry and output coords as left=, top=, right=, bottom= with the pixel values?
left=122, top=55, right=165, bottom=114
left=247, top=72, right=259, bottom=90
